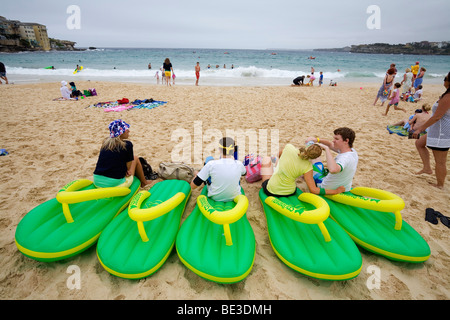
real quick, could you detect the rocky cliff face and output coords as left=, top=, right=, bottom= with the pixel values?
left=315, top=41, right=450, bottom=55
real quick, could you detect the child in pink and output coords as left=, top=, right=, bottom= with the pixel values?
left=382, top=83, right=406, bottom=116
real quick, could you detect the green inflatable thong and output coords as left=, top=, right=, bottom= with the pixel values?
left=176, top=186, right=256, bottom=284
left=259, top=188, right=363, bottom=281
left=97, top=179, right=191, bottom=279
left=15, top=177, right=140, bottom=262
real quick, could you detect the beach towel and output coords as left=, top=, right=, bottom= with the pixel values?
left=88, top=99, right=167, bottom=111
left=104, top=104, right=134, bottom=112
left=386, top=125, right=426, bottom=138
left=386, top=125, right=409, bottom=136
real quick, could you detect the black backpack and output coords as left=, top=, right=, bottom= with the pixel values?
left=139, top=157, right=158, bottom=180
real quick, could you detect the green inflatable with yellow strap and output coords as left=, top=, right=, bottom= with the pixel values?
left=176, top=186, right=255, bottom=284
left=97, top=179, right=191, bottom=279
left=322, top=187, right=431, bottom=263
left=259, top=188, right=362, bottom=281
left=15, top=177, right=140, bottom=262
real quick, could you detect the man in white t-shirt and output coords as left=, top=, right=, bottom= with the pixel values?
left=306, top=127, right=358, bottom=191
left=190, top=137, right=246, bottom=202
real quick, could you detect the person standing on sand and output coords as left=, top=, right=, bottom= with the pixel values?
left=412, top=72, right=450, bottom=189
left=163, top=58, right=173, bottom=86
left=0, top=62, right=8, bottom=84
left=195, top=62, right=201, bottom=86
left=414, top=67, right=426, bottom=89
left=411, top=61, right=420, bottom=81
left=382, top=83, right=406, bottom=116
left=373, top=68, right=396, bottom=106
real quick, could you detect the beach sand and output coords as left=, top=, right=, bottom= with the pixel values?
left=0, top=80, right=448, bottom=300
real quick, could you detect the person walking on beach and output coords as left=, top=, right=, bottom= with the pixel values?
left=373, top=68, right=396, bottom=106
left=412, top=72, right=450, bottom=189
left=411, top=61, right=420, bottom=81
left=401, top=68, right=413, bottom=99
left=382, top=83, right=406, bottom=116
left=414, top=67, right=426, bottom=89
left=163, top=58, right=173, bottom=86
left=0, top=62, right=8, bottom=84
left=195, top=62, right=201, bottom=86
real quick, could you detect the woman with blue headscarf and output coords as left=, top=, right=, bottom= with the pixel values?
left=93, top=119, right=152, bottom=188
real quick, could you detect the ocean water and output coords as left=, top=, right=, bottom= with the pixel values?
left=1, top=48, right=449, bottom=86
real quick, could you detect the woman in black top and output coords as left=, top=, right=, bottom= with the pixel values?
left=163, top=58, right=173, bottom=86
left=93, top=119, right=152, bottom=188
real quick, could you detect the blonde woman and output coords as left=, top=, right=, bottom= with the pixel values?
left=261, top=143, right=345, bottom=197
left=401, top=68, right=413, bottom=97
left=93, top=119, right=152, bottom=188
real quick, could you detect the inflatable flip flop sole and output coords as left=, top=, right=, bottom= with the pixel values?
left=15, top=178, right=140, bottom=262
left=97, top=180, right=191, bottom=279
left=176, top=186, right=255, bottom=284
left=259, top=188, right=362, bottom=281
left=323, top=187, right=431, bottom=263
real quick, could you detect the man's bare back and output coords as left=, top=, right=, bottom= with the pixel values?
left=410, top=112, right=431, bottom=131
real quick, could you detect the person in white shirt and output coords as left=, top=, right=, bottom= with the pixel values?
left=60, top=81, right=74, bottom=100
left=190, top=137, right=246, bottom=202
left=306, top=127, right=358, bottom=192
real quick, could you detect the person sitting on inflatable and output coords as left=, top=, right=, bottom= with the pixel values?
left=93, top=119, right=153, bottom=188
left=260, top=143, right=345, bottom=197
left=190, top=137, right=246, bottom=202
left=305, top=127, right=358, bottom=192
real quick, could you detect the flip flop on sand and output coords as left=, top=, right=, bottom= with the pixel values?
left=425, top=208, right=439, bottom=225
left=426, top=208, right=450, bottom=228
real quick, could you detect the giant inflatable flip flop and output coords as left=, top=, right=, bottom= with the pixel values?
left=97, top=179, right=191, bottom=279
left=15, top=177, right=140, bottom=262
left=176, top=186, right=256, bottom=284
left=323, top=187, right=431, bottom=263
left=259, top=188, right=362, bottom=281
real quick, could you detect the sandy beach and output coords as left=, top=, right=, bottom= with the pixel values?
left=0, top=80, right=448, bottom=301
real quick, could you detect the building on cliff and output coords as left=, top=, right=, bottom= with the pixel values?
left=0, top=16, right=77, bottom=52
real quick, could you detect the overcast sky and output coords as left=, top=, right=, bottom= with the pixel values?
left=2, top=0, right=449, bottom=49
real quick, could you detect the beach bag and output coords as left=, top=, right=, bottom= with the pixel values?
left=83, top=90, right=92, bottom=97
left=245, top=155, right=262, bottom=183
left=158, top=162, right=195, bottom=183
left=89, top=88, right=97, bottom=96
left=139, top=157, right=158, bottom=180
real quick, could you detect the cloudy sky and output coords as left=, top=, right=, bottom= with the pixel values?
left=2, top=0, right=449, bottom=49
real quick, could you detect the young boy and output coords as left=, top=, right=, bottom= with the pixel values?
left=195, top=62, right=201, bottom=86
left=411, top=85, right=423, bottom=102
